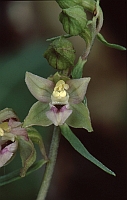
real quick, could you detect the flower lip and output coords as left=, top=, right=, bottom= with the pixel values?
left=1, top=140, right=13, bottom=151
left=46, top=103, right=72, bottom=126
left=53, top=104, right=65, bottom=110
left=0, top=140, right=18, bottom=167
left=2, top=118, right=18, bottom=123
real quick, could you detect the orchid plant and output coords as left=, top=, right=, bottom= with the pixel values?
left=0, top=1, right=126, bottom=200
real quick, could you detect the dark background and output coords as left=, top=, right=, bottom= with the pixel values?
left=0, top=1, right=126, bottom=200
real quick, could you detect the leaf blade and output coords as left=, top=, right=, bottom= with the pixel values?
left=60, top=124, right=116, bottom=176
left=97, top=33, right=126, bottom=51
left=59, top=6, right=87, bottom=35
left=0, top=159, right=48, bottom=186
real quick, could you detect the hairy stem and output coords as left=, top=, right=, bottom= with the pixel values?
left=46, top=34, right=72, bottom=42
left=36, top=126, right=61, bottom=200
left=81, top=0, right=103, bottom=60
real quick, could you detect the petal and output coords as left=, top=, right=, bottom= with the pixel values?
left=0, top=141, right=18, bottom=167
left=46, top=105, right=72, bottom=126
left=25, top=72, right=55, bottom=103
left=8, top=119, right=28, bottom=140
left=67, top=77, right=90, bottom=104
left=1, top=132, right=15, bottom=142
left=66, top=102, right=93, bottom=132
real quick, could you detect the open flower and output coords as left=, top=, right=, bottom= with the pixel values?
left=0, top=108, right=36, bottom=176
left=0, top=117, right=28, bottom=167
left=24, top=72, right=93, bottom=131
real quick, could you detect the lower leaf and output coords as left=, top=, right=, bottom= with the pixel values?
left=0, top=159, right=48, bottom=186
left=60, top=124, right=116, bottom=176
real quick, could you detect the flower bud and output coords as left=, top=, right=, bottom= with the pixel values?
left=44, top=37, right=75, bottom=70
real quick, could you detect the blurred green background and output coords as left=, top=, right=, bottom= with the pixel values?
left=0, top=1, right=126, bottom=200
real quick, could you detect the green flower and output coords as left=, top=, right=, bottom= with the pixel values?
left=24, top=72, right=93, bottom=132
left=0, top=115, right=28, bottom=168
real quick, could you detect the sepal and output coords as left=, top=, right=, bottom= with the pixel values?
left=25, top=72, right=54, bottom=103
left=66, top=102, right=93, bottom=132
left=0, top=108, right=19, bottom=122
left=26, top=127, right=48, bottom=160
left=18, top=137, right=36, bottom=177
left=67, top=77, right=90, bottom=104
left=23, top=101, right=52, bottom=128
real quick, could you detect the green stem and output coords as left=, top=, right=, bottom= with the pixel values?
left=36, top=126, right=61, bottom=200
left=81, top=0, right=103, bottom=60
left=46, top=34, right=72, bottom=42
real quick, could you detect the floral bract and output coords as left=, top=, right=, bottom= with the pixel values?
left=24, top=72, right=93, bottom=132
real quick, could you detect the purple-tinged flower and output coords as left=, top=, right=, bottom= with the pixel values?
left=46, top=103, right=72, bottom=126
left=24, top=72, right=93, bottom=131
left=0, top=118, right=28, bottom=168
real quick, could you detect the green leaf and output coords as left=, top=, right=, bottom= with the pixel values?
left=59, top=6, right=87, bottom=35
left=56, top=0, right=96, bottom=13
left=23, top=101, right=52, bottom=128
left=79, top=25, right=92, bottom=46
left=44, top=37, right=75, bottom=70
left=0, top=159, right=48, bottom=186
left=71, top=57, right=87, bottom=78
left=97, top=33, right=126, bottom=51
left=60, top=124, right=116, bottom=176
left=27, top=127, right=48, bottom=160
left=56, top=0, right=82, bottom=9
left=18, top=137, right=36, bottom=177
left=66, top=102, right=93, bottom=132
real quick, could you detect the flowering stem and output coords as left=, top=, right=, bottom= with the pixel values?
left=46, top=34, right=72, bottom=42
left=36, top=126, right=61, bottom=200
left=81, top=0, right=103, bottom=61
